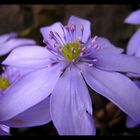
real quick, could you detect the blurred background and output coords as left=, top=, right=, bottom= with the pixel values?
left=0, top=4, right=140, bottom=135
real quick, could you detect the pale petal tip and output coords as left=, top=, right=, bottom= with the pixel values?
left=124, top=9, right=140, bottom=25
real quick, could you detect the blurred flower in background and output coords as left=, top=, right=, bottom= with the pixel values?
left=124, top=9, right=140, bottom=25
left=0, top=66, right=26, bottom=135
left=0, top=66, right=53, bottom=135
left=0, top=32, right=52, bottom=135
left=0, top=32, right=35, bottom=57
left=124, top=8, right=140, bottom=129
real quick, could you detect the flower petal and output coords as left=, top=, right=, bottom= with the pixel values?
left=127, top=73, right=140, bottom=78
left=2, top=96, right=51, bottom=128
left=0, top=124, right=10, bottom=135
left=126, top=80, right=140, bottom=128
left=95, top=53, right=140, bottom=74
left=2, top=46, right=56, bottom=69
left=50, top=66, right=95, bottom=135
left=124, top=9, right=140, bottom=25
left=0, top=62, right=65, bottom=121
left=96, top=37, right=124, bottom=54
left=127, top=29, right=140, bottom=55
left=68, top=16, right=91, bottom=43
left=40, top=22, right=65, bottom=46
left=0, top=38, right=35, bottom=56
left=79, top=64, right=140, bottom=123
left=0, top=32, right=16, bottom=43
left=135, top=44, right=140, bottom=57
left=5, top=38, right=36, bottom=47
left=126, top=116, right=139, bottom=128
left=83, top=37, right=123, bottom=58
left=134, top=80, right=140, bottom=88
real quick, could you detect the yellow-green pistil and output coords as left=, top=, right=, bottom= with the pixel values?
left=61, top=41, right=83, bottom=62
left=0, top=76, right=10, bottom=90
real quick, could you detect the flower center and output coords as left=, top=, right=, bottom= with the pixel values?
left=61, top=41, right=84, bottom=62
left=0, top=76, right=10, bottom=90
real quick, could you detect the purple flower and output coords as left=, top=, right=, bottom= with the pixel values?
left=0, top=66, right=51, bottom=135
left=124, top=9, right=140, bottom=25
left=125, top=18, right=140, bottom=128
left=1, top=16, right=140, bottom=135
left=0, top=32, right=36, bottom=56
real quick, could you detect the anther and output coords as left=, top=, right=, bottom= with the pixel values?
left=70, top=24, right=76, bottom=32
left=81, top=47, right=86, bottom=52
left=77, top=37, right=81, bottom=42
left=72, top=59, right=75, bottom=62
left=54, top=32, right=60, bottom=37
left=48, top=34, right=53, bottom=39
left=54, top=43, right=61, bottom=50
left=47, top=64, right=52, bottom=68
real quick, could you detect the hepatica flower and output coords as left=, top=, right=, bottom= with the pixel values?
left=0, top=32, right=35, bottom=56
left=1, top=16, right=140, bottom=135
left=0, top=66, right=51, bottom=135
